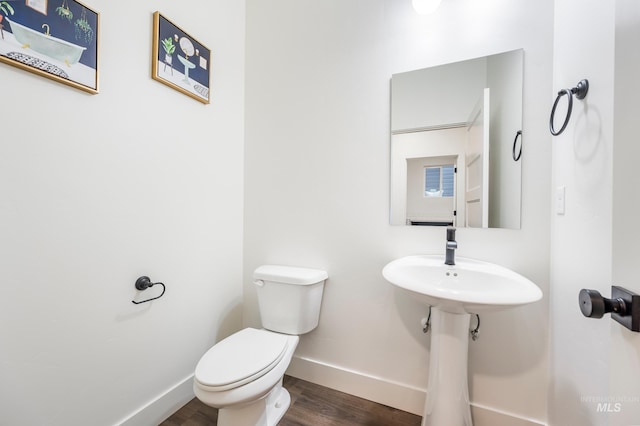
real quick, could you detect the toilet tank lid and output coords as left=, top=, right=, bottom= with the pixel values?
left=254, top=265, right=328, bottom=285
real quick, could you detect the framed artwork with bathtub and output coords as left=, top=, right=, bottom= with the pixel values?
left=151, top=11, right=211, bottom=104
left=0, top=0, right=99, bottom=94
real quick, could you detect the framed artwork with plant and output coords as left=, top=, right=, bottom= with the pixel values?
left=0, top=0, right=99, bottom=94
left=151, top=11, right=211, bottom=104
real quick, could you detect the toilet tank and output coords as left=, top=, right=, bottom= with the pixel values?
left=253, top=265, right=328, bottom=335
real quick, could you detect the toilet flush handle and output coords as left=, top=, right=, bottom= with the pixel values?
left=253, top=279, right=265, bottom=287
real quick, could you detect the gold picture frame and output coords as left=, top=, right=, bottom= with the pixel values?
left=151, top=11, right=211, bottom=104
left=0, top=0, right=99, bottom=94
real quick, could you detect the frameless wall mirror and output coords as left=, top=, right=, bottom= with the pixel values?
left=390, top=49, right=524, bottom=229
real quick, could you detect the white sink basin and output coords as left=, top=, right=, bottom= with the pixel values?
left=383, top=255, right=542, bottom=313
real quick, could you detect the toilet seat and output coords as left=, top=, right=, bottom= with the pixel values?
left=195, top=328, right=290, bottom=392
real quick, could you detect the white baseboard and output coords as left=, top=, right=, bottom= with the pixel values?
left=286, top=355, right=546, bottom=426
left=116, top=374, right=195, bottom=426
left=286, top=355, right=426, bottom=415
left=471, top=403, right=547, bottom=426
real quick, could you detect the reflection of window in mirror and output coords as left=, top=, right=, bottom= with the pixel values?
left=424, top=165, right=454, bottom=197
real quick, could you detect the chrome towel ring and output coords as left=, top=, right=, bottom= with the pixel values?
left=549, top=79, right=589, bottom=136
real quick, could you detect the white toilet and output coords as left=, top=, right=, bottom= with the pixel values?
left=193, top=265, right=328, bottom=426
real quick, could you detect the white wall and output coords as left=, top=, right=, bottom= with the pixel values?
left=611, top=1, right=640, bottom=422
left=550, top=1, right=640, bottom=424
left=244, top=0, right=552, bottom=423
left=548, top=0, right=615, bottom=425
left=0, top=1, right=245, bottom=425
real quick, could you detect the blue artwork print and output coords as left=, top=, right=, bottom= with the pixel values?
left=154, top=13, right=210, bottom=103
left=0, top=0, right=98, bottom=92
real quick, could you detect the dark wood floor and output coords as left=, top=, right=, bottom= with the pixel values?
left=161, top=375, right=422, bottom=426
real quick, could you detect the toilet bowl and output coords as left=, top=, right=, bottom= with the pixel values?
left=194, top=328, right=299, bottom=425
left=193, top=265, right=328, bottom=426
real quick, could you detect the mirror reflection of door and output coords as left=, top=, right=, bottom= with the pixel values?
left=406, top=158, right=457, bottom=226
left=464, top=88, right=490, bottom=228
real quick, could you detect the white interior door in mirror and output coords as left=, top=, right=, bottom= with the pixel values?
left=465, top=88, right=490, bottom=228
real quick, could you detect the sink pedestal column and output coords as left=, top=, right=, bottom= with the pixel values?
left=423, top=309, right=473, bottom=426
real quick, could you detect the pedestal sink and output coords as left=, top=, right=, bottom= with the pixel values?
left=382, top=255, right=542, bottom=426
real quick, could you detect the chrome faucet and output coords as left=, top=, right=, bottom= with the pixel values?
left=445, top=227, right=457, bottom=265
